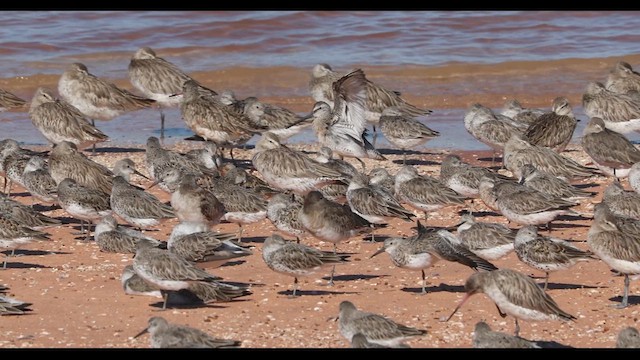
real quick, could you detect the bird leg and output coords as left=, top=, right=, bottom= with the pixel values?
left=289, top=277, right=299, bottom=298
left=420, top=269, right=427, bottom=294
left=327, top=243, right=338, bottom=286
left=514, top=318, right=521, bottom=337
left=403, top=150, right=407, bottom=165
left=543, top=272, right=550, bottom=291
left=161, top=291, right=170, bottom=311
left=614, top=274, right=630, bottom=309
left=236, top=224, right=244, bottom=243
left=159, top=107, right=166, bottom=140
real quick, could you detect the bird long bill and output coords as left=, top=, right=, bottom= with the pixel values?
left=133, top=327, right=149, bottom=339
left=444, top=293, right=471, bottom=322
left=370, top=247, right=386, bottom=259
left=134, top=170, right=149, bottom=180
left=146, top=179, right=160, bottom=190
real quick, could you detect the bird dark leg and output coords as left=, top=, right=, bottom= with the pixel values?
left=372, top=125, right=378, bottom=147
left=289, top=277, right=299, bottom=298
left=403, top=150, right=407, bottom=165
left=514, top=318, right=520, bottom=337
left=159, top=108, right=166, bottom=141
left=420, top=269, right=427, bottom=295
left=161, top=291, right=170, bottom=311
left=91, top=119, right=97, bottom=155
left=356, top=157, right=366, bottom=172
left=327, top=244, right=338, bottom=286
left=544, top=272, right=549, bottom=291
left=614, top=274, right=630, bottom=309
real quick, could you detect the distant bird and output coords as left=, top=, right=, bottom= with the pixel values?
left=240, top=96, right=314, bottom=141
left=121, top=264, right=162, bottom=298
left=514, top=225, right=596, bottom=290
left=464, top=103, right=524, bottom=164
left=336, top=300, right=427, bottom=348
left=606, top=61, right=640, bottom=95
left=57, top=177, right=112, bottom=240
left=523, top=96, right=577, bottom=152
left=472, top=321, right=540, bottom=349
left=371, top=221, right=498, bottom=294
left=0, top=88, right=26, bottom=112
left=455, top=212, right=516, bottom=261
left=310, top=69, right=386, bottom=170
left=518, top=163, right=595, bottom=202
left=394, top=165, right=466, bottom=222
left=500, top=99, right=546, bottom=126
left=261, top=234, right=349, bottom=297
left=617, top=326, right=640, bottom=348
left=266, top=193, right=307, bottom=242
left=439, top=153, right=513, bottom=201
left=581, top=117, right=640, bottom=179
left=128, top=46, right=204, bottom=139
left=49, top=141, right=114, bottom=194
left=445, top=268, right=576, bottom=336
left=21, top=155, right=58, bottom=205
left=28, top=87, right=109, bottom=150
left=134, top=316, right=241, bottom=348
left=94, top=215, right=164, bottom=254
left=251, top=132, right=345, bottom=195
left=0, top=216, right=51, bottom=269
left=379, top=107, right=440, bottom=164
left=602, top=181, right=640, bottom=221
left=168, top=221, right=252, bottom=269
left=170, top=173, right=225, bottom=228
left=582, top=81, right=640, bottom=134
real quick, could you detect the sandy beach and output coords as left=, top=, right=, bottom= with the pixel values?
left=0, top=138, right=633, bottom=349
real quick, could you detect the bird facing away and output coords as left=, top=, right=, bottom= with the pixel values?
left=617, top=326, right=640, bottom=348
left=472, top=321, right=540, bottom=349
left=94, top=214, right=164, bottom=254
left=49, top=141, right=114, bottom=194
left=370, top=220, right=498, bottom=294
left=455, top=212, right=516, bottom=261
left=251, top=131, right=345, bottom=195
left=518, top=163, right=595, bottom=202
left=266, top=193, right=307, bottom=242
left=581, top=116, right=640, bottom=179
left=500, top=99, right=546, bottom=126
left=606, top=61, right=640, bottom=95
left=523, top=96, right=577, bottom=152
left=21, top=155, right=58, bottom=205
left=445, top=268, right=577, bottom=336
left=379, top=106, right=440, bottom=164
left=337, top=300, right=427, bottom=348
left=0, top=88, right=27, bottom=112
left=514, top=225, right=596, bottom=290
left=582, top=81, right=640, bottom=134
left=261, top=234, right=349, bottom=297
left=602, top=180, right=640, bottom=221
left=57, top=177, right=112, bottom=240
left=134, top=316, right=241, bottom=348
left=28, top=87, right=110, bottom=150
left=464, top=103, right=525, bottom=164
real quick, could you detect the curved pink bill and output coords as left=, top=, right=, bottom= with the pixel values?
left=444, top=293, right=472, bottom=322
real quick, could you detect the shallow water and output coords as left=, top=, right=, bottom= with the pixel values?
left=2, top=10, right=640, bottom=150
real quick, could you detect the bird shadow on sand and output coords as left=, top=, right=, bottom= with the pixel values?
left=220, top=260, right=248, bottom=268
left=3, top=249, right=71, bottom=256
left=402, top=282, right=465, bottom=294
left=3, top=261, right=51, bottom=269
left=477, top=155, right=503, bottom=164
left=543, top=282, right=603, bottom=291
left=457, top=209, right=501, bottom=218
left=608, top=295, right=640, bottom=307
left=360, top=234, right=392, bottom=243
left=392, top=158, right=440, bottom=166
left=236, top=236, right=268, bottom=245
left=6, top=191, right=31, bottom=198
left=31, top=204, right=61, bottom=212
left=322, top=274, right=388, bottom=282
left=277, top=289, right=358, bottom=297
left=92, top=146, right=146, bottom=154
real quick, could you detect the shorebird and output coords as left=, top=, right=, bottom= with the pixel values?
left=308, top=63, right=432, bottom=144
left=503, top=134, right=599, bottom=180
left=49, top=141, right=114, bottom=194
left=184, top=141, right=222, bottom=171
left=309, top=69, right=386, bottom=170
left=0, top=139, right=49, bottom=194
left=0, top=216, right=51, bottom=269
left=128, top=46, right=204, bottom=139
left=514, top=225, right=595, bottom=290
left=121, top=264, right=162, bottom=298
left=241, top=97, right=314, bottom=141
left=368, top=167, right=396, bottom=195
left=170, top=173, right=225, bottom=227
left=582, top=81, right=640, bottom=134
left=28, top=87, right=109, bottom=150
left=132, top=241, right=251, bottom=310
left=500, top=99, right=546, bottom=126
left=94, top=215, right=164, bottom=254
left=0, top=88, right=26, bottom=112
left=0, top=193, right=61, bottom=229
left=378, top=106, right=440, bottom=164
left=179, top=79, right=265, bottom=161
left=588, top=202, right=640, bottom=308
left=439, top=154, right=513, bottom=210
left=477, top=176, right=518, bottom=213
left=57, top=177, right=112, bottom=240
left=134, top=316, right=241, bottom=348
left=617, top=327, right=640, bottom=348
left=314, top=146, right=360, bottom=178
left=251, top=132, right=345, bottom=195
left=21, top=156, right=58, bottom=206
left=464, top=103, right=525, bottom=164
left=523, top=96, right=577, bottom=152
left=455, top=212, right=516, bottom=261
left=261, top=234, right=349, bottom=297
left=445, top=268, right=577, bottom=336
left=602, top=181, right=640, bottom=221
left=110, top=159, right=175, bottom=230
left=492, top=178, right=581, bottom=228
left=346, top=172, right=414, bottom=242
left=219, top=163, right=278, bottom=198
left=606, top=61, right=640, bottom=95
left=371, top=222, right=497, bottom=294
left=0, top=293, right=32, bottom=315
left=518, top=163, right=595, bottom=202
left=350, top=333, right=400, bottom=348
left=57, top=62, right=155, bottom=151
left=581, top=117, right=640, bottom=179
left=266, top=193, right=307, bottom=242
left=394, top=165, right=467, bottom=222
left=299, top=190, right=374, bottom=285
left=168, top=221, right=252, bottom=269
left=472, top=321, right=540, bottom=348
left=336, top=300, right=428, bottom=348
left=629, top=162, right=640, bottom=195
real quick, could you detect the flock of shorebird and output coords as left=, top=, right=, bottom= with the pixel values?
left=3, top=48, right=640, bottom=348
